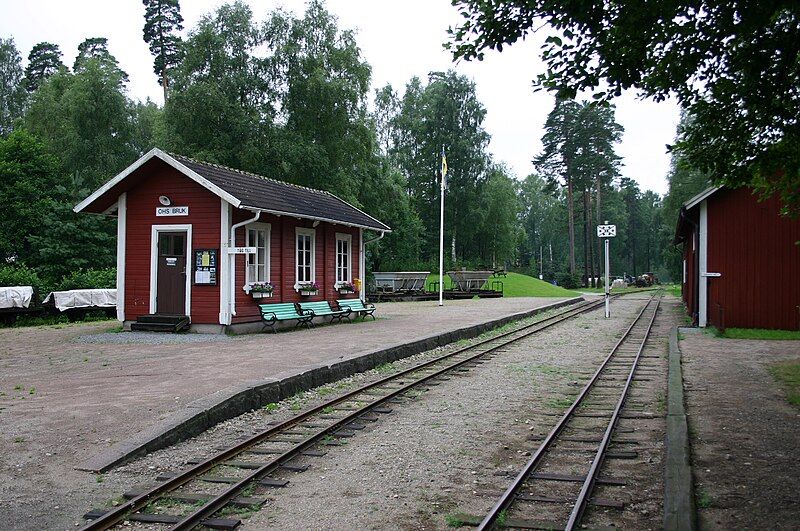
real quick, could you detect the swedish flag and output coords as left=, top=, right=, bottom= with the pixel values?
left=440, top=146, right=447, bottom=186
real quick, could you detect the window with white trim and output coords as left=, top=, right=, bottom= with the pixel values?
left=246, top=223, right=270, bottom=285
left=295, top=228, right=315, bottom=286
left=335, top=233, right=352, bottom=285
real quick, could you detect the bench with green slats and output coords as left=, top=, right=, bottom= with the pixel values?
left=296, top=301, right=350, bottom=323
left=336, top=298, right=376, bottom=320
left=259, top=302, right=314, bottom=333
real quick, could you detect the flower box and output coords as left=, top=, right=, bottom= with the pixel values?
left=251, top=291, right=272, bottom=299
left=336, top=282, right=356, bottom=295
left=296, top=282, right=320, bottom=296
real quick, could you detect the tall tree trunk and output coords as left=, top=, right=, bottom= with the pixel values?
left=582, top=190, right=589, bottom=287
left=566, top=175, right=576, bottom=274
left=595, top=180, right=603, bottom=287
left=162, top=66, right=168, bottom=102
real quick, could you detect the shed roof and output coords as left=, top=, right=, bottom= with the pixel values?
left=74, top=148, right=391, bottom=232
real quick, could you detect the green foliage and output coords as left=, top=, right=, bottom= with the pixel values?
left=142, top=0, right=184, bottom=95
left=56, top=268, right=116, bottom=291
left=73, top=38, right=128, bottom=84
left=0, top=130, right=60, bottom=263
left=448, top=1, right=800, bottom=216
left=0, top=264, right=47, bottom=295
left=557, top=270, right=583, bottom=290
left=23, top=42, right=65, bottom=93
left=769, top=361, right=800, bottom=407
left=0, top=37, right=27, bottom=135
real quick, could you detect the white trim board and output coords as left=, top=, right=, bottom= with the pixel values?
left=219, top=200, right=231, bottom=325
left=698, top=200, right=709, bottom=327
left=115, top=193, right=127, bottom=321
left=149, top=224, right=193, bottom=317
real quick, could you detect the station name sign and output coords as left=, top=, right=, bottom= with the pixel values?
left=227, top=247, right=257, bottom=254
left=156, top=206, right=189, bottom=216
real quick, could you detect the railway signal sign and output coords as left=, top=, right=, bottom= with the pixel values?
left=597, top=224, right=616, bottom=238
left=598, top=222, right=616, bottom=318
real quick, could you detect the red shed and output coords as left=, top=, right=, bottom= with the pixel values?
left=75, top=149, right=390, bottom=333
left=675, top=186, right=800, bottom=330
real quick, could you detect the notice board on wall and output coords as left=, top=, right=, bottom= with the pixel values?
left=193, top=249, right=218, bottom=285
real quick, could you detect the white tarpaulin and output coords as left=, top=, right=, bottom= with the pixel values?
left=43, top=289, right=117, bottom=311
left=0, top=286, right=34, bottom=309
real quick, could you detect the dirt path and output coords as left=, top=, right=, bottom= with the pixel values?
left=682, top=331, right=800, bottom=530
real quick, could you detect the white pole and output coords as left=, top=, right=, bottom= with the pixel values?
left=539, top=245, right=543, bottom=280
left=604, top=219, right=610, bottom=318
left=438, top=166, right=445, bottom=307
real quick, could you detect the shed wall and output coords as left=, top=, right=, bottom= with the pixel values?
left=230, top=211, right=361, bottom=324
left=706, top=188, right=800, bottom=330
left=124, top=167, right=221, bottom=323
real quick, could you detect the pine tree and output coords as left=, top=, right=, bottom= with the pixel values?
left=73, top=37, right=129, bottom=84
left=142, top=0, right=184, bottom=101
left=24, top=42, right=65, bottom=92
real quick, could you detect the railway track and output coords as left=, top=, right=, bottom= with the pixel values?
left=477, top=291, right=662, bottom=530
left=81, top=296, right=614, bottom=530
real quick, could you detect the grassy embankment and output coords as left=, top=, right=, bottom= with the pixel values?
left=425, top=271, right=580, bottom=298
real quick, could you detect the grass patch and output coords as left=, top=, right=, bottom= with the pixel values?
left=374, top=362, right=395, bottom=374
left=426, top=271, right=580, bottom=298
left=262, top=402, right=279, bottom=412
left=769, top=361, right=800, bottom=407
left=697, top=489, right=713, bottom=509
left=712, top=327, right=800, bottom=340
left=445, top=514, right=466, bottom=528
left=547, top=397, right=575, bottom=409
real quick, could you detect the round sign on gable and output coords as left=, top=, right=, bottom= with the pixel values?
left=159, top=195, right=171, bottom=206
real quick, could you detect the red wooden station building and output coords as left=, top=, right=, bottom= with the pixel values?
left=75, top=148, right=390, bottom=333
left=675, top=186, right=800, bottom=330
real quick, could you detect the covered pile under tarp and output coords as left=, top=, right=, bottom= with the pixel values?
left=0, top=286, right=34, bottom=309
left=43, top=289, right=117, bottom=311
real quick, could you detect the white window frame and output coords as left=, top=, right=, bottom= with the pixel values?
left=294, top=227, right=316, bottom=290
left=335, top=233, right=352, bottom=287
left=244, top=222, right=271, bottom=287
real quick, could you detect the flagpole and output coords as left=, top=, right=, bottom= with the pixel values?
left=438, top=148, right=445, bottom=307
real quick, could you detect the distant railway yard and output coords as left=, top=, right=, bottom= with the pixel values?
left=0, top=292, right=795, bottom=530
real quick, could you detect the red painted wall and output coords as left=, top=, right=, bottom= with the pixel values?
left=124, top=166, right=221, bottom=323
left=705, top=188, right=800, bottom=330
left=230, top=211, right=361, bottom=324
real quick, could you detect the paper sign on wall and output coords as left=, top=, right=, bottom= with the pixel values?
left=156, top=206, right=189, bottom=216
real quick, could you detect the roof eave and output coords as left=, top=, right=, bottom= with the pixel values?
left=239, top=205, right=391, bottom=233
left=683, top=185, right=722, bottom=211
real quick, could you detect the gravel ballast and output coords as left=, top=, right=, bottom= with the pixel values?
left=79, top=296, right=675, bottom=530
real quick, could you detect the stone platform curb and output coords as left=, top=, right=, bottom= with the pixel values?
left=664, top=327, right=697, bottom=531
left=78, top=297, right=583, bottom=472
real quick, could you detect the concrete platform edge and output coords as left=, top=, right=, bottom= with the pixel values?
left=77, top=296, right=583, bottom=472
left=664, top=326, right=697, bottom=531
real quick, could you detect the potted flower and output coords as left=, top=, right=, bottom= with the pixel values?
left=337, top=281, right=356, bottom=294
left=249, top=281, right=274, bottom=298
left=297, top=281, right=319, bottom=296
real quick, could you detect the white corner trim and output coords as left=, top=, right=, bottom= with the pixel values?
left=149, top=224, right=193, bottom=317
left=74, top=148, right=242, bottom=213
left=219, top=200, right=231, bottom=325
left=115, top=193, right=127, bottom=321
left=359, top=228, right=365, bottom=302
left=698, top=200, right=709, bottom=327
left=293, top=227, right=316, bottom=290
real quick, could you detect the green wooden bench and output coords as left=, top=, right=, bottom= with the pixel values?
left=336, top=298, right=376, bottom=320
left=259, top=302, right=314, bottom=333
left=296, top=301, right=351, bottom=323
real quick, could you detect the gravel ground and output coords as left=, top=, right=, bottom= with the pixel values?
left=73, top=331, right=235, bottom=344
left=80, top=295, right=675, bottom=530
left=682, top=331, right=800, bottom=530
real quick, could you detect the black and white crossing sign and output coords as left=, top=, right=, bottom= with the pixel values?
left=597, top=224, right=617, bottom=238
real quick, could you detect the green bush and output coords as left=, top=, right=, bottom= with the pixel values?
left=0, top=264, right=48, bottom=296
left=556, top=271, right=583, bottom=289
left=56, top=268, right=117, bottom=291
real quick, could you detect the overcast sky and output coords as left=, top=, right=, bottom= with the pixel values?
left=2, top=0, right=679, bottom=194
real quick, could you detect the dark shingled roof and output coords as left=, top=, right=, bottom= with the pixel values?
left=171, top=153, right=390, bottom=232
